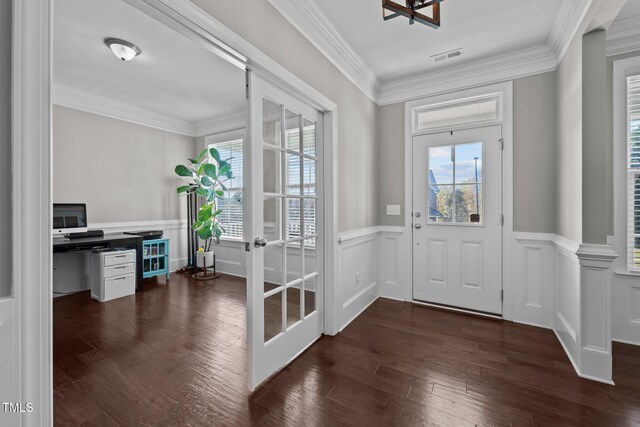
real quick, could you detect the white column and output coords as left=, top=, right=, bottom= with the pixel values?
left=576, top=244, right=617, bottom=384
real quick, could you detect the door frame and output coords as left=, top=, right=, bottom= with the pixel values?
left=403, top=81, right=515, bottom=320
left=12, top=0, right=340, bottom=422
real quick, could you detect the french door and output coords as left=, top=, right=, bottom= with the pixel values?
left=412, top=126, right=503, bottom=315
left=246, top=72, right=324, bottom=390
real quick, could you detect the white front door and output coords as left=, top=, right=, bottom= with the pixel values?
left=412, top=126, right=503, bottom=315
left=246, top=72, right=324, bottom=390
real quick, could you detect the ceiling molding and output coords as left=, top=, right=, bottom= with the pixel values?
left=52, top=84, right=198, bottom=137
left=266, top=0, right=380, bottom=102
left=606, top=15, right=640, bottom=57
left=195, top=109, right=246, bottom=137
left=378, top=45, right=557, bottom=105
left=548, top=0, right=593, bottom=60
left=268, top=0, right=595, bottom=106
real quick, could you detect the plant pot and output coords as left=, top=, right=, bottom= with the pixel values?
left=196, top=250, right=214, bottom=268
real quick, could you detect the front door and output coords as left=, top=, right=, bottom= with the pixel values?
left=246, top=72, right=324, bottom=390
left=412, top=126, right=503, bottom=315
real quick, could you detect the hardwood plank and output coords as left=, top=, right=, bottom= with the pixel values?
left=53, top=276, right=640, bottom=426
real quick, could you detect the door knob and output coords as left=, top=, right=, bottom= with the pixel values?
left=414, top=224, right=422, bottom=229
left=254, top=237, right=268, bottom=248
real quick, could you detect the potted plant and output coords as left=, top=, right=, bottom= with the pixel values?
left=174, top=147, right=233, bottom=270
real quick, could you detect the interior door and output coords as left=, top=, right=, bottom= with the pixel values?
left=412, top=126, right=502, bottom=315
left=246, top=71, right=324, bottom=390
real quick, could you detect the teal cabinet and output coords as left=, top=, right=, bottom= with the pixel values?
left=142, top=239, right=170, bottom=280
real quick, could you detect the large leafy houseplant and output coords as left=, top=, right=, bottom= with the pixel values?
left=175, top=147, right=233, bottom=253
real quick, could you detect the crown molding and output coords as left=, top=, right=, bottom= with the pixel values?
left=266, top=0, right=380, bottom=103
left=195, top=109, right=246, bottom=137
left=52, top=83, right=197, bottom=136
left=378, top=45, right=556, bottom=105
left=548, top=0, right=594, bottom=60
left=607, top=15, right=640, bottom=57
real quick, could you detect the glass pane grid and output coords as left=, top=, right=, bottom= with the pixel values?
left=428, top=142, right=483, bottom=224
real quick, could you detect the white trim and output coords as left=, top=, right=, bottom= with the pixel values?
left=606, top=15, right=640, bottom=57
left=52, top=84, right=196, bottom=136
left=265, top=0, right=380, bottom=103
left=12, top=0, right=53, bottom=424
left=404, top=81, right=514, bottom=320
left=379, top=46, right=555, bottom=106
left=548, top=0, right=594, bottom=60
left=267, top=1, right=593, bottom=106
left=53, top=83, right=247, bottom=138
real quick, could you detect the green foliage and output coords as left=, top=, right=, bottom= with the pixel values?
left=175, top=146, right=234, bottom=251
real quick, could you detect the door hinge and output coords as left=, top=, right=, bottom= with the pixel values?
left=245, top=70, right=249, bottom=99
left=501, top=290, right=504, bottom=302
left=244, top=242, right=251, bottom=252
left=499, top=138, right=504, bottom=151
left=500, top=214, right=504, bottom=226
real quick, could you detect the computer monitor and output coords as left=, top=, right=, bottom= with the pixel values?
left=53, top=203, right=88, bottom=236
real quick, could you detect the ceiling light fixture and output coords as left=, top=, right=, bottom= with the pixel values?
left=104, top=38, right=142, bottom=61
left=383, top=0, right=443, bottom=29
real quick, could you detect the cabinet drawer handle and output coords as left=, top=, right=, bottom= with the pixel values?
left=114, top=277, right=126, bottom=281
left=115, top=266, right=127, bottom=270
left=114, top=255, right=127, bottom=259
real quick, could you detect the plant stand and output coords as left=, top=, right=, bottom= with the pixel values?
left=192, top=253, right=221, bottom=281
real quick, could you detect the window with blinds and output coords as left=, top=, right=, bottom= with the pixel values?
left=209, top=139, right=244, bottom=240
left=627, top=75, right=640, bottom=270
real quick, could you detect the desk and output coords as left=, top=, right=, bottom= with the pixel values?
left=53, top=233, right=143, bottom=290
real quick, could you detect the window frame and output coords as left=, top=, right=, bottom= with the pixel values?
left=613, top=56, right=640, bottom=276
left=205, top=128, right=245, bottom=242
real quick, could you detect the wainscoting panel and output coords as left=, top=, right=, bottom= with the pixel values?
left=612, top=272, right=640, bottom=346
left=338, top=228, right=380, bottom=330
left=0, top=298, right=17, bottom=422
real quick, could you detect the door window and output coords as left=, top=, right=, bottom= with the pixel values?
left=428, top=142, right=483, bottom=224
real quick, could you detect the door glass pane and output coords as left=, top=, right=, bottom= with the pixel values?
left=429, top=185, right=453, bottom=223
left=264, top=147, right=281, bottom=194
left=429, top=145, right=453, bottom=184
left=287, top=197, right=301, bottom=240
left=286, top=286, right=302, bottom=329
left=303, top=198, right=316, bottom=238
left=264, top=244, right=283, bottom=291
left=455, top=183, right=483, bottom=224
left=263, top=99, right=282, bottom=147
left=264, top=197, right=282, bottom=242
left=304, top=239, right=317, bottom=276
left=303, top=117, right=316, bottom=157
left=286, top=153, right=301, bottom=195
left=285, top=109, right=301, bottom=152
left=303, top=158, right=316, bottom=196
left=287, top=242, right=303, bottom=283
left=304, top=275, right=317, bottom=317
left=264, top=291, right=283, bottom=342
left=454, top=142, right=482, bottom=183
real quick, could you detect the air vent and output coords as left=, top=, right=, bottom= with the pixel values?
left=431, top=48, right=463, bottom=63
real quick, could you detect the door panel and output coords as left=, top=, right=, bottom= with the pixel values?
left=413, top=126, right=502, bottom=314
left=247, top=72, right=323, bottom=390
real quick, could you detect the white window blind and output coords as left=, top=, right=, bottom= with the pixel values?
left=209, top=139, right=243, bottom=240
left=627, top=75, right=640, bottom=270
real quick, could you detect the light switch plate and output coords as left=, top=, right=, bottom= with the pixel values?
left=386, top=205, right=401, bottom=215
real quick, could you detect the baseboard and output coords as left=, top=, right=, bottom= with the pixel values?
left=339, top=293, right=379, bottom=332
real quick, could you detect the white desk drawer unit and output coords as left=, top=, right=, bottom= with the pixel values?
left=91, top=249, right=136, bottom=302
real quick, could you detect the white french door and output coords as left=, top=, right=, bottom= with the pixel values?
left=412, top=126, right=503, bottom=315
left=246, top=72, right=324, bottom=390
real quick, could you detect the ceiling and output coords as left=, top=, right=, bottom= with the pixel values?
left=53, top=0, right=246, bottom=136
left=314, top=0, right=561, bottom=83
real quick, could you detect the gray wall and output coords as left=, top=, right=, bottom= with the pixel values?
left=53, top=106, right=196, bottom=224
left=376, top=72, right=558, bottom=234
left=555, top=35, right=583, bottom=243
left=582, top=30, right=608, bottom=244
left=0, top=1, right=11, bottom=299
left=192, top=0, right=378, bottom=232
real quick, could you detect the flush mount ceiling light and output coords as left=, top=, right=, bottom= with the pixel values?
left=104, top=37, right=142, bottom=61
left=383, top=0, right=443, bottom=29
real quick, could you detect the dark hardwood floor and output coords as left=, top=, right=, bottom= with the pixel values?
left=53, top=273, right=640, bottom=426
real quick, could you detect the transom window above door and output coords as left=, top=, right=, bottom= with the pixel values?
left=428, top=142, right=483, bottom=224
